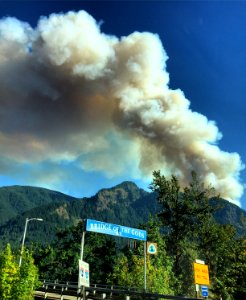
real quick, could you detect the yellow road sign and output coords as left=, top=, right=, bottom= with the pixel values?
left=193, top=262, right=210, bottom=286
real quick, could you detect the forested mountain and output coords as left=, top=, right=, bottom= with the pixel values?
left=0, top=182, right=245, bottom=249
left=0, top=185, right=75, bottom=225
left=210, top=198, right=246, bottom=236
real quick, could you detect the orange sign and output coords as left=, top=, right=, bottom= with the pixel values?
left=193, top=262, right=210, bottom=286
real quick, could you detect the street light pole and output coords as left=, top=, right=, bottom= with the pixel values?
left=19, top=217, right=43, bottom=267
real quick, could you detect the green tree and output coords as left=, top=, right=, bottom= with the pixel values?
left=150, top=171, right=218, bottom=296
left=110, top=217, right=175, bottom=294
left=0, top=244, right=39, bottom=300
left=14, top=249, right=39, bottom=300
left=32, top=245, right=56, bottom=280
left=0, top=244, right=19, bottom=299
left=83, top=232, right=117, bottom=283
left=231, top=239, right=246, bottom=300
left=199, top=223, right=246, bottom=300
left=35, top=221, right=117, bottom=283
left=150, top=170, right=246, bottom=299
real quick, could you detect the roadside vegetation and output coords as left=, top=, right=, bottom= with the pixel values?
left=0, top=244, right=39, bottom=299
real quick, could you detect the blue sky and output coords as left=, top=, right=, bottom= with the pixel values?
left=0, top=1, right=245, bottom=209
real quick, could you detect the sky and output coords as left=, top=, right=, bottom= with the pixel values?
left=0, top=0, right=246, bottom=209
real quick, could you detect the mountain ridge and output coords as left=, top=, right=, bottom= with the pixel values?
left=0, top=182, right=245, bottom=249
left=0, top=185, right=78, bottom=225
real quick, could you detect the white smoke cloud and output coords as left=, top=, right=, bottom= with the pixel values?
left=0, top=11, right=244, bottom=205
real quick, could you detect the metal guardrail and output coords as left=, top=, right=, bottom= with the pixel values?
left=35, top=280, right=200, bottom=300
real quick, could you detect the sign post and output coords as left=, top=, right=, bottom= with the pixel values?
left=78, top=220, right=87, bottom=292
left=82, top=219, right=147, bottom=290
left=144, top=241, right=147, bottom=290
left=193, top=260, right=210, bottom=298
left=80, top=231, right=86, bottom=261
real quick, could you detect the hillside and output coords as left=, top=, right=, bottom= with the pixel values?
left=210, top=198, right=246, bottom=236
left=0, top=185, right=76, bottom=226
left=0, top=182, right=158, bottom=248
left=0, top=182, right=245, bottom=249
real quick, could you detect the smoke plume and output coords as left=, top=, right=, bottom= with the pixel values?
left=0, top=11, right=244, bottom=204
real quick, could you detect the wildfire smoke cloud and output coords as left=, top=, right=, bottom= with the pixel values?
left=0, top=11, right=244, bottom=204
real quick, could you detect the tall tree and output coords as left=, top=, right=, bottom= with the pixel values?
left=199, top=222, right=246, bottom=300
left=150, top=170, right=218, bottom=295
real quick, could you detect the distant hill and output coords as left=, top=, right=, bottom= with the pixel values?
left=0, top=185, right=76, bottom=226
left=0, top=182, right=245, bottom=249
